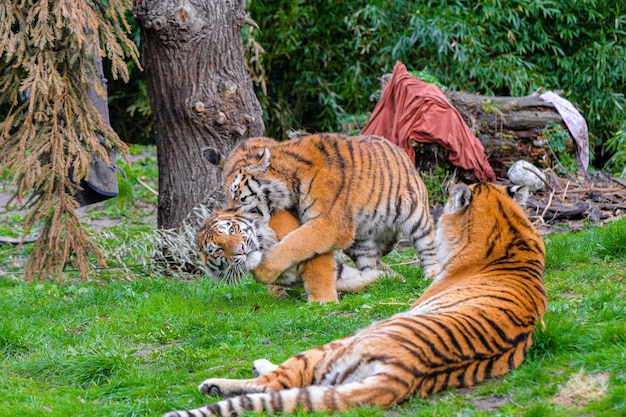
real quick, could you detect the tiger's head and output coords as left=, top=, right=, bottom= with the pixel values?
left=435, top=182, right=542, bottom=271
left=196, top=207, right=277, bottom=284
left=202, top=139, right=292, bottom=218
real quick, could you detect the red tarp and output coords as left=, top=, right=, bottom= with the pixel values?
left=362, top=62, right=496, bottom=182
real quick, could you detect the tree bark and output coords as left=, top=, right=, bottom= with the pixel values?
left=133, top=0, right=264, bottom=229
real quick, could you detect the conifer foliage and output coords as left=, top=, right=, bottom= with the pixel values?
left=0, top=0, right=140, bottom=280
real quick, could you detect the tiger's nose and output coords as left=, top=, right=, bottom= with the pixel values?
left=225, top=244, right=244, bottom=256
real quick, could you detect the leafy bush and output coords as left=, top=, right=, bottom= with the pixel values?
left=244, top=0, right=626, bottom=171
left=388, top=0, right=626, bottom=168
left=243, top=1, right=401, bottom=136
left=605, top=123, right=626, bottom=178
left=542, top=121, right=578, bottom=175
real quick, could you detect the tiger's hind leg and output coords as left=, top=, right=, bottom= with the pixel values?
left=402, top=211, right=441, bottom=279
left=373, top=231, right=407, bottom=280
left=299, top=251, right=339, bottom=303
left=344, top=237, right=402, bottom=282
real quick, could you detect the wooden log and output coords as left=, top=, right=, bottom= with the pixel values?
left=413, top=91, right=574, bottom=179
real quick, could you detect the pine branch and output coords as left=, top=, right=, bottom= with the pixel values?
left=0, top=0, right=140, bottom=280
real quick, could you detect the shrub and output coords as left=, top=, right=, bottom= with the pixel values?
left=244, top=0, right=626, bottom=171
left=605, top=123, right=626, bottom=178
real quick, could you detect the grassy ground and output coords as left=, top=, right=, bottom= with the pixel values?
left=1, top=146, right=625, bottom=417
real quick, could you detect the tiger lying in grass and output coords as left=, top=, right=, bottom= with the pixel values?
left=197, top=207, right=382, bottom=303
left=203, top=133, right=441, bottom=287
left=164, top=183, right=548, bottom=416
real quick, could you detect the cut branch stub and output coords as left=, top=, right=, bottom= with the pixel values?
left=134, top=1, right=206, bottom=42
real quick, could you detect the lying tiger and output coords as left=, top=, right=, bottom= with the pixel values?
left=203, top=133, right=441, bottom=287
left=197, top=207, right=381, bottom=303
left=164, top=183, right=548, bottom=416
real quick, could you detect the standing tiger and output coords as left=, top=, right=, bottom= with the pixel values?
left=197, top=207, right=381, bottom=303
left=203, top=133, right=441, bottom=285
left=163, top=183, right=548, bottom=417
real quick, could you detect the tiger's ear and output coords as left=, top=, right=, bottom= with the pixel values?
left=202, top=147, right=224, bottom=168
left=508, top=185, right=530, bottom=208
left=445, top=183, right=472, bottom=215
left=245, top=147, right=271, bottom=174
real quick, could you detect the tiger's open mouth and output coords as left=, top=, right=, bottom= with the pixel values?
left=212, top=246, right=263, bottom=286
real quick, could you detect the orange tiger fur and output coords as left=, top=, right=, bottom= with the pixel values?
left=164, top=183, right=548, bottom=416
left=196, top=208, right=381, bottom=303
left=204, top=133, right=441, bottom=284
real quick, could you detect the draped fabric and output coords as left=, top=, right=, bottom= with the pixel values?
left=362, top=62, right=496, bottom=182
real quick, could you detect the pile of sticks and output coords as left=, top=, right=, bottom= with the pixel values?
left=525, top=171, right=626, bottom=234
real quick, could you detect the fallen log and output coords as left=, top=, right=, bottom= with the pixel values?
left=413, top=90, right=575, bottom=179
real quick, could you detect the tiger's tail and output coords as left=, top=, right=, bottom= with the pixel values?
left=163, top=375, right=406, bottom=417
left=334, top=262, right=384, bottom=292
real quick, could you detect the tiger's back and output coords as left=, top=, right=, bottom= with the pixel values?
left=165, top=183, right=547, bottom=416
left=222, top=134, right=431, bottom=229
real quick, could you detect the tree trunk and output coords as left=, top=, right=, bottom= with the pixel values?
left=133, top=0, right=264, bottom=229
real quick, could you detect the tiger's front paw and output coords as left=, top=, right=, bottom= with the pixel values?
left=254, top=251, right=292, bottom=283
left=198, top=378, right=228, bottom=396
left=199, top=377, right=264, bottom=398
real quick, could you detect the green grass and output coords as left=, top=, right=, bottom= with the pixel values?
left=0, top=146, right=625, bottom=416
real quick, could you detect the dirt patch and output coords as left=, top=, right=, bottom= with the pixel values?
left=454, top=386, right=512, bottom=411
left=132, top=343, right=174, bottom=358
left=384, top=386, right=511, bottom=416
left=471, top=394, right=511, bottom=411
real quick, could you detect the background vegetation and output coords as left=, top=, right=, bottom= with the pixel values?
left=106, top=0, right=626, bottom=173
left=1, top=147, right=625, bottom=416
